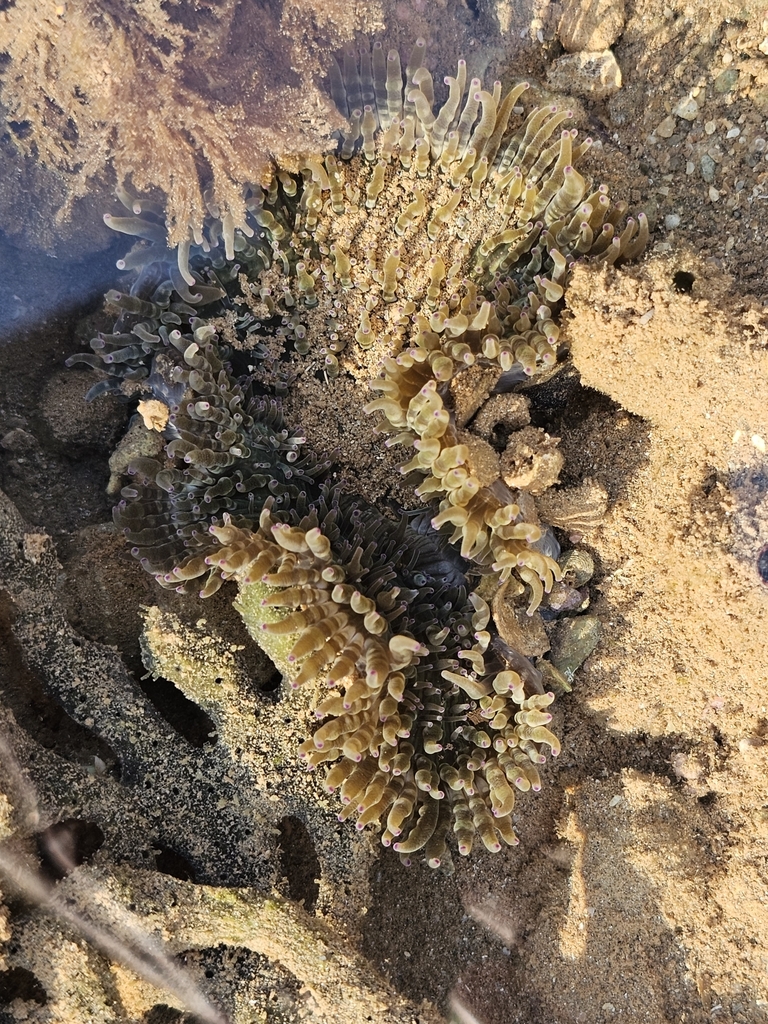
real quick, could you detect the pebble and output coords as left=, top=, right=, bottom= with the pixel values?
left=700, top=154, right=716, bottom=182
left=709, top=186, right=721, bottom=202
left=655, top=115, right=676, bottom=138
left=713, top=67, right=739, bottom=94
left=673, top=96, right=699, bottom=121
left=704, top=120, right=716, bottom=135
left=726, top=126, right=740, bottom=139
left=664, top=213, right=681, bottom=229
left=546, top=50, right=623, bottom=99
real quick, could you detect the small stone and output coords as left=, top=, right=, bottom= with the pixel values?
left=709, top=186, right=720, bottom=202
left=713, top=67, right=739, bottom=94
left=749, top=137, right=766, bottom=153
left=704, top=120, right=716, bottom=135
left=655, top=115, right=676, bottom=138
left=700, top=154, right=716, bottom=182
left=673, top=96, right=699, bottom=121
left=546, top=50, right=622, bottom=99
left=685, top=160, right=695, bottom=174
left=664, top=213, right=681, bottom=229
left=726, top=126, right=740, bottom=139
left=558, top=0, right=626, bottom=53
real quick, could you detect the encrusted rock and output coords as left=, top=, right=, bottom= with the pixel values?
left=558, top=0, right=626, bottom=53
left=449, top=364, right=503, bottom=428
left=456, top=429, right=501, bottom=487
left=535, top=477, right=608, bottom=534
left=472, top=392, right=531, bottom=439
left=500, top=426, right=563, bottom=495
left=547, top=50, right=623, bottom=99
left=107, top=416, right=165, bottom=495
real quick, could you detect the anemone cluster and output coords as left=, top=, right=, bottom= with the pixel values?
left=70, top=39, right=647, bottom=865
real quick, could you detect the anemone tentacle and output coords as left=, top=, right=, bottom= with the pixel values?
left=71, top=37, right=648, bottom=865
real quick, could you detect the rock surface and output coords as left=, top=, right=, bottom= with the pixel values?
left=558, top=0, right=627, bottom=53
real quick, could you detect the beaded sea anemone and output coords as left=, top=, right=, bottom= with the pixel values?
left=70, top=39, right=647, bottom=866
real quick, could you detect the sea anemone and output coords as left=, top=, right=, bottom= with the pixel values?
left=69, top=37, right=647, bottom=865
